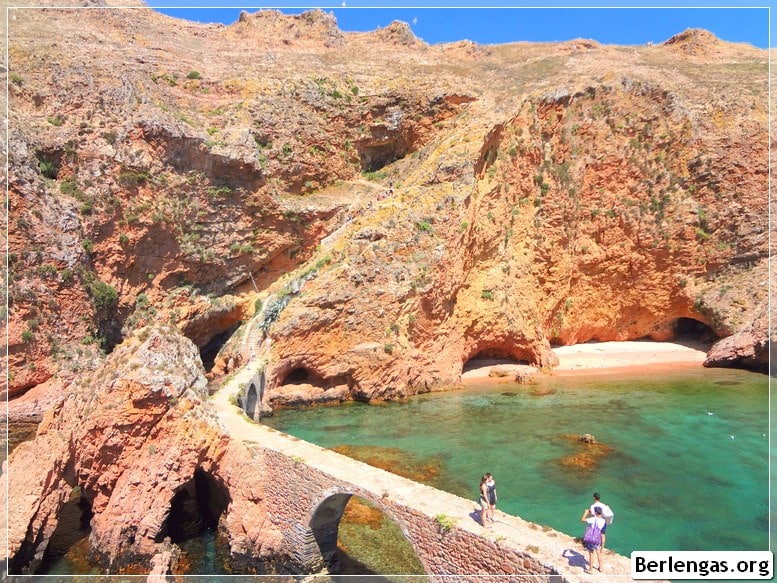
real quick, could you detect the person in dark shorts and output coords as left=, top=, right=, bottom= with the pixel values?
left=484, top=472, right=497, bottom=523
left=588, top=492, right=613, bottom=549
left=581, top=506, right=606, bottom=573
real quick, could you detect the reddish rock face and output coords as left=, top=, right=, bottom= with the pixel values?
left=3, top=5, right=769, bottom=575
left=3, top=327, right=283, bottom=574
left=7, top=8, right=767, bottom=409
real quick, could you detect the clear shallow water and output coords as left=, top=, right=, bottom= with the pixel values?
left=264, top=367, right=770, bottom=557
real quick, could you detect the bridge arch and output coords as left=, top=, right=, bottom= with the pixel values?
left=306, top=487, right=428, bottom=575
left=237, top=369, right=265, bottom=421
left=245, top=383, right=259, bottom=421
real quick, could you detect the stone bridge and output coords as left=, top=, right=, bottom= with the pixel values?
left=214, top=366, right=641, bottom=582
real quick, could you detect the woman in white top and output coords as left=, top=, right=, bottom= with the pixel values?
left=580, top=506, right=606, bottom=573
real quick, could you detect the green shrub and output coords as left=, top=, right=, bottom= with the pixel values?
left=119, top=233, right=130, bottom=245
left=82, top=239, right=94, bottom=253
left=118, top=169, right=150, bottom=188
left=481, top=290, right=494, bottom=301
left=36, top=264, right=58, bottom=278
left=47, top=116, right=64, bottom=127
left=10, top=73, right=23, bottom=86
left=363, top=170, right=387, bottom=181
left=91, top=280, right=118, bottom=309
left=435, top=514, right=457, bottom=533
left=254, top=297, right=263, bottom=314
left=415, top=220, right=433, bottom=233
left=187, top=70, right=202, bottom=80
left=21, top=329, right=34, bottom=342
left=39, top=160, right=57, bottom=179
left=207, top=185, right=232, bottom=197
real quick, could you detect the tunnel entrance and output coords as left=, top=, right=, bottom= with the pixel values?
left=156, top=468, right=230, bottom=544
left=245, top=383, right=258, bottom=420
left=309, top=494, right=424, bottom=576
left=199, top=325, right=239, bottom=373
left=672, top=317, right=717, bottom=343
left=35, top=488, right=94, bottom=574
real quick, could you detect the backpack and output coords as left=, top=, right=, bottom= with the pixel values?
left=583, top=521, right=602, bottom=546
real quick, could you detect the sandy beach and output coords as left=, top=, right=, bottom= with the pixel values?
left=462, top=340, right=709, bottom=383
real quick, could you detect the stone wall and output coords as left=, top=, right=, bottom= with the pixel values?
left=213, top=370, right=639, bottom=582
left=258, top=447, right=563, bottom=580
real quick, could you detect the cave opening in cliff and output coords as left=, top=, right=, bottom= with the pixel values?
left=671, top=317, right=717, bottom=344
left=463, top=348, right=530, bottom=373
left=356, top=140, right=409, bottom=173
left=309, top=494, right=425, bottom=576
left=284, top=367, right=311, bottom=384
left=199, top=325, right=240, bottom=372
left=156, top=468, right=230, bottom=545
left=34, top=488, right=94, bottom=574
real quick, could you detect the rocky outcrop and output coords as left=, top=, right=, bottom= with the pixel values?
left=3, top=326, right=284, bottom=574
left=256, top=75, right=767, bottom=403
left=7, top=8, right=768, bottom=407
left=704, top=299, right=769, bottom=373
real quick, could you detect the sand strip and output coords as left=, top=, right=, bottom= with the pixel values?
left=462, top=340, right=708, bottom=383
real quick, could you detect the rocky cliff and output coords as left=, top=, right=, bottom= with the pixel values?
left=4, top=2, right=771, bottom=575
left=7, top=6, right=770, bottom=413
left=4, top=325, right=285, bottom=574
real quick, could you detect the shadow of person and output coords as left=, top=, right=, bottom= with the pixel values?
left=469, top=508, right=484, bottom=525
left=562, top=548, right=588, bottom=568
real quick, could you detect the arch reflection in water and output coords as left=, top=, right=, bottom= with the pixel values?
left=310, top=493, right=426, bottom=576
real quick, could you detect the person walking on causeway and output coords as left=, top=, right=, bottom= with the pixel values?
left=581, top=506, right=606, bottom=573
left=587, top=492, right=613, bottom=550
left=484, top=472, right=497, bottom=523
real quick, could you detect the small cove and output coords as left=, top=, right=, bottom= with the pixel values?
left=263, top=366, right=770, bottom=557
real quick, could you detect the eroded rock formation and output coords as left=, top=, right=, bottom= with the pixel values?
left=3, top=326, right=284, bottom=574
left=4, top=6, right=770, bottom=573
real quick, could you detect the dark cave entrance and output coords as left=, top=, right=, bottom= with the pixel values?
left=199, top=325, right=239, bottom=372
left=35, top=488, right=94, bottom=574
left=358, top=142, right=407, bottom=173
left=279, top=367, right=352, bottom=392
left=462, top=348, right=529, bottom=373
left=671, top=317, right=717, bottom=343
left=284, top=367, right=312, bottom=384
left=156, top=468, right=230, bottom=545
left=245, top=382, right=259, bottom=421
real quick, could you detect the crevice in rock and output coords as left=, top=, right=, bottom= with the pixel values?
left=279, top=366, right=351, bottom=390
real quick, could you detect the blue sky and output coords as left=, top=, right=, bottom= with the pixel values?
left=145, top=3, right=770, bottom=48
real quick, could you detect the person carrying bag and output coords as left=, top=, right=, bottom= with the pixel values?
left=580, top=506, right=606, bottom=573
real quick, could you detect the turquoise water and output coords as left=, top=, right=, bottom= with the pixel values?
left=264, top=367, right=770, bottom=557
